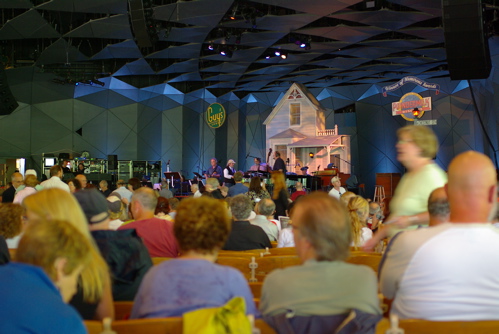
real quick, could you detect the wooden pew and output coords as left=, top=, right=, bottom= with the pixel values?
left=375, top=317, right=499, bottom=334
left=85, top=318, right=277, bottom=334
left=114, top=301, right=134, bottom=320
left=345, top=253, right=382, bottom=273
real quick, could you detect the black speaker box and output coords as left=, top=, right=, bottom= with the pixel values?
left=443, top=0, right=491, bottom=80
left=0, top=65, right=19, bottom=115
left=108, top=155, right=118, bottom=170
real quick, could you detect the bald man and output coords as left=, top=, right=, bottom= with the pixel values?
left=75, top=174, right=88, bottom=189
left=380, top=151, right=499, bottom=321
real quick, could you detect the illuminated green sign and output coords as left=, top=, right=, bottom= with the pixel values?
left=206, top=103, right=226, bottom=128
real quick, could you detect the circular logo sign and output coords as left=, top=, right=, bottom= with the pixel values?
left=206, top=103, right=226, bottom=128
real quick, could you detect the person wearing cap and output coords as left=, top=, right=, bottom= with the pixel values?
left=107, top=192, right=125, bottom=230
left=74, top=189, right=152, bottom=301
left=223, top=159, right=236, bottom=187
left=328, top=176, right=346, bottom=199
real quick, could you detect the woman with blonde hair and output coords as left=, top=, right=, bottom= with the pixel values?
left=271, top=171, right=289, bottom=219
left=347, top=196, right=372, bottom=247
left=23, top=188, right=114, bottom=320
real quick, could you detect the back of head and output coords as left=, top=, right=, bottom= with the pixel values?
left=347, top=196, right=369, bottom=246
left=132, top=187, right=158, bottom=212
left=16, top=219, right=92, bottom=284
left=128, top=177, right=141, bottom=191
left=271, top=171, right=286, bottom=198
left=107, top=194, right=124, bottom=220
left=397, top=125, right=438, bottom=159
left=249, top=176, right=262, bottom=192
left=447, top=151, right=497, bottom=222
left=191, top=183, right=199, bottom=191
left=25, top=169, right=37, bottom=178
left=206, top=178, right=219, bottom=190
left=428, top=187, right=449, bottom=224
left=257, top=198, right=275, bottom=217
left=49, top=165, right=62, bottom=177
left=117, top=179, right=126, bottom=187
left=234, top=171, right=243, bottom=182
left=229, top=194, right=252, bottom=220
left=0, top=203, right=23, bottom=239
left=292, top=192, right=351, bottom=261
left=275, top=151, right=281, bottom=157
left=340, top=191, right=356, bottom=206
left=74, top=189, right=109, bottom=224
left=155, top=196, right=171, bottom=215
left=174, top=197, right=231, bottom=254
left=23, top=188, right=90, bottom=238
left=369, top=202, right=381, bottom=215
left=168, top=197, right=180, bottom=210
left=24, top=174, right=39, bottom=188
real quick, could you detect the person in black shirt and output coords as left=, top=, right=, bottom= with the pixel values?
left=273, top=151, right=287, bottom=174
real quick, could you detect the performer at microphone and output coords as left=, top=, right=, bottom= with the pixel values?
left=273, top=151, right=287, bottom=174
left=223, top=159, right=236, bottom=187
left=205, top=158, right=223, bottom=185
left=249, top=157, right=270, bottom=173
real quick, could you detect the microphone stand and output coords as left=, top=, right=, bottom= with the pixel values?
left=336, top=157, right=354, bottom=175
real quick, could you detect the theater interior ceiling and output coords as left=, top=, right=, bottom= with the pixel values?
left=0, top=0, right=498, bottom=96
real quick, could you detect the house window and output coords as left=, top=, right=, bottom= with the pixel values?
left=290, top=103, right=300, bottom=126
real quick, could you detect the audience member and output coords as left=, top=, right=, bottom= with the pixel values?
left=427, top=187, right=450, bottom=227
left=167, top=197, right=180, bottom=220
left=118, top=187, right=179, bottom=258
left=227, top=171, right=248, bottom=197
left=0, top=203, right=23, bottom=249
left=203, top=178, right=224, bottom=199
left=131, top=196, right=257, bottom=318
left=13, top=174, right=38, bottom=204
left=107, top=193, right=125, bottom=230
left=75, top=189, right=153, bottom=302
left=276, top=201, right=299, bottom=248
left=75, top=174, right=88, bottom=189
left=99, top=180, right=112, bottom=197
left=23, top=189, right=113, bottom=320
left=246, top=176, right=270, bottom=208
left=0, top=219, right=92, bottom=333
left=67, top=178, right=82, bottom=193
left=250, top=199, right=279, bottom=241
left=223, top=194, right=271, bottom=250
left=271, top=171, right=289, bottom=219
left=290, top=182, right=306, bottom=201
left=2, top=172, right=23, bottom=203
left=114, top=179, right=133, bottom=205
left=368, top=202, right=383, bottom=231
left=339, top=191, right=356, bottom=206
left=127, top=177, right=142, bottom=192
left=159, top=180, right=173, bottom=199
left=347, top=196, right=373, bottom=247
left=191, top=183, right=201, bottom=198
left=260, top=192, right=381, bottom=332
left=155, top=197, right=173, bottom=221
left=328, top=176, right=345, bottom=199
left=220, top=185, right=229, bottom=198
left=380, top=151, right=499, bottom=320
left=40, top=166, right=70, bottom=192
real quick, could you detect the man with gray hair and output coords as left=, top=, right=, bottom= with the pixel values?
left=260, top=192, right=381, bottom=328
left=250, top=198, right=279, bottom=241
left=2, top=172, right=23, bottom=203
left=203, top=177, right=224, bottom=199
left=223, top=194, right=271, bottom=250
left=118, top=187, right=179, bottom=258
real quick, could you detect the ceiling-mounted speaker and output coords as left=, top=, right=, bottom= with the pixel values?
left=0, top=64, right=19, bottom=116
left=128, top=0, right=153, bottom=48
left=443, top=0, right=491, bottom=80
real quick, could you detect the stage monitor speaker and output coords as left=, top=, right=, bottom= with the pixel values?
left=443, top=0, right=491, bottom=80
left=108, top=155, right=118, bottom=170
left=0, top=64, right=19, bottom=115
left=128, top=0, right=152, bottom=48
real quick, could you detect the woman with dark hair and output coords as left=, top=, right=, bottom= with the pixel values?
left=131, top=196, right=257, bottom=318
left=246, top=176, right=270, bottom=209
left=154, top=197, right=172, bottom=221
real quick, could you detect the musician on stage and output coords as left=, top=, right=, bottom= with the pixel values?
left=223, top=159, right=236, bottom=187
left=205, top=158, right=223, bottom=184
left=249, top=157, right=271, bottom=173
left=273, top=151, right=287, bottom=174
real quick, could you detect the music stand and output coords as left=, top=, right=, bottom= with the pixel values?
left=193, top=172, right=204, bottom=179
left=164, top=172, right=181, bottom=189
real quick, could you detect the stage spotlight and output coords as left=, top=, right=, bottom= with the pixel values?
left=208, top=43, right=214, bottom=51
left=412, top=108, right=420, bottom=117
left=274, top=50, right=281, bottom=56
left=265, top=54, right=271, bottom=59
left=309, top=152, right=314, bottom=158
left=280, top=52, right=287, bottom=59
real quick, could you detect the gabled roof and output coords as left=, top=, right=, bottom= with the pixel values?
left=264, top=82, right=325, bottom=125
left=269, top=128, right=307, bottom=139
left=288, top=135, right=343, bottom=147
